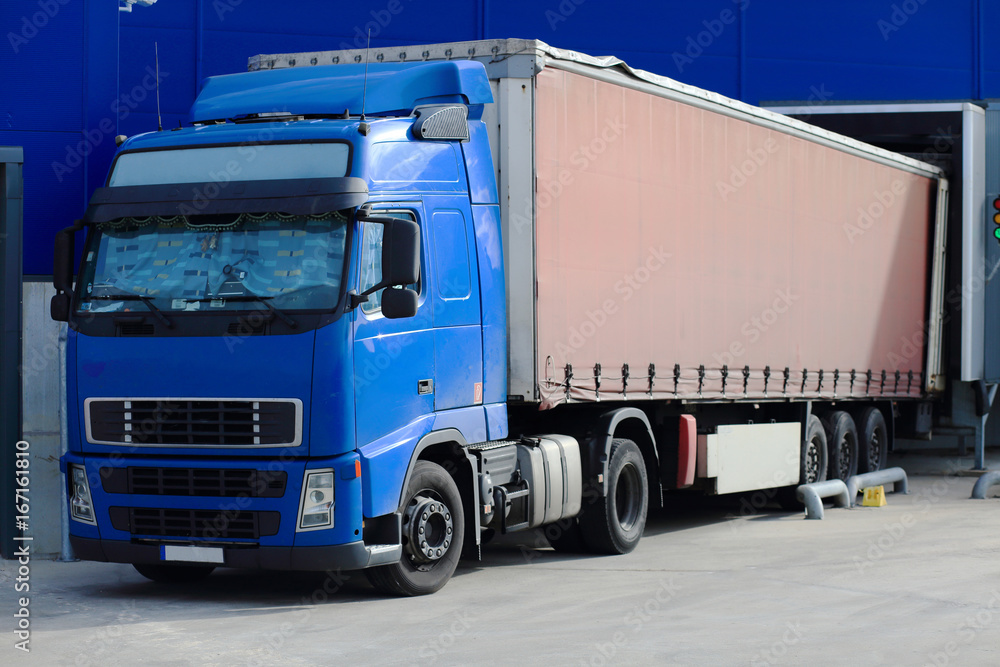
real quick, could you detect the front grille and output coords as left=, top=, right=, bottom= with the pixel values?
left=100, top=467, right=287, bottom=498
left=109, top=506, right=280, bottom=539
left=86, top=398, right=300, bottom=447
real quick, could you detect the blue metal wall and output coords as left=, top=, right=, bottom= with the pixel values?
left=3, top=0, right=997, bottom=274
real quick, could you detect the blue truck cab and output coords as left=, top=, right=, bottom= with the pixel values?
left=52, top=60, right=524, bottom=595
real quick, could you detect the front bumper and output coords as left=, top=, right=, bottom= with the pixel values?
left=71, top=535, right=401, bottom=571
left=61, top=450, right=400, bottom=570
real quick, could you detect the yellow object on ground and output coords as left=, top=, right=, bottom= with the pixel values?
left=862, top=485, right=887, bottom=507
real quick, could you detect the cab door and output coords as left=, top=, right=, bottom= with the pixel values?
left=352, top=204, right=435, bottom=447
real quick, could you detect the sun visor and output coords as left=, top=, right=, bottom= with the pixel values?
left=83, top=177, right=369, bottom=223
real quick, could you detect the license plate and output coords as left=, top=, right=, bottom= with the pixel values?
left=161, top=545, right=225, bottom=564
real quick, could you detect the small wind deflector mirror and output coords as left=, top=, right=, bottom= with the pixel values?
left=382, top=288, right=418, bottom=319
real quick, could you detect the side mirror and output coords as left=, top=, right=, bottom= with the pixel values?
left=51, top=221, right=83, bottom=322
left=382, top=288, right=418, bottom=319
left=50, top=293, right=70, bottom=322
left=53, top=225, right=76, bottom=293
left=353, top=210, right=422, bottom=310
left=381, top=218, right=420, bottom=287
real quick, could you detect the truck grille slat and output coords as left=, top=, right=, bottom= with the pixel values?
left=100, top=467, right=287, bottom=498
left=86, top=399, right=300, bottom=447
left=108, top=507, right=280, bottom=539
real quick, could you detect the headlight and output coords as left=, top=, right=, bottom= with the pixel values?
left=297, top=469, right=334, bottom=531
left=69, top=465, right=97, bottom=525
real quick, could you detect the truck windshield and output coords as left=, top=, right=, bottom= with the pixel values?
left=76, top=211, right=349, bottom=314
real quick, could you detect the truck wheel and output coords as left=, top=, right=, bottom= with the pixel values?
left=132, top=563, right=215, bottom=583
left=579, top=439, right=648, bottom=555
left=823, top=411, right=858, bottom=481
left=801, top=415, right=828, bottom=484
left=366, top=461, right=464, bottom=597
left=857, top=407, right=889, bottom=473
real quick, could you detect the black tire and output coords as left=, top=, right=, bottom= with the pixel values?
left=579, top=439, right=648, bottom=555
left=777, top=415, right=828, bottom=510
left=857, top=407, right=889, bottom=473
left=132, top=563, right=215, bottom=584
left=801, top=414, right=828, bottom=485
left=544, top=516, right=588, bottom=553
left=823, top=411, right=858, bottom=481
left=366, top=461, right=464, bottom=596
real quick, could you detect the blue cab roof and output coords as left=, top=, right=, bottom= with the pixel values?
left=190, top=60, right=493, bottom=122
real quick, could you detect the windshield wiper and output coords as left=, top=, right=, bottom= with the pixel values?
left=89, top=294, right=173, bottom=329
left=210, top=295, right=298, bottom=329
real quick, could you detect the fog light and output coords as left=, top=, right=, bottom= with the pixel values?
left=297, top=469, right=334, bottom=531
left=70, top=465, right=97, bottom=525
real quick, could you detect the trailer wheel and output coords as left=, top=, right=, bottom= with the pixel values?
left=365, top=461, right=464, bottom=597
left=823, top=411, right=858, bottom=481
left=801, top=415, right=828, bottom=485
left=775, top=415, right=828, bottom=510
left=132, top=563, right=215, bottom=584
left=857, top=407, right=889, bottom=473
left=579, top=439, right=648, bottom=555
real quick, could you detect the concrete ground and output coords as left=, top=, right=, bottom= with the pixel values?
left=2, top=450, right=999, bottom=667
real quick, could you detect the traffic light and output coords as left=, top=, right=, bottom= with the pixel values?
left=993, top=196, right=1000, bottom=242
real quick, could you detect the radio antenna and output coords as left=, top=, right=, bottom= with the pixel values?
left=360, top=29, right=371, bottom=122
left=155, top=42, right=163, bottom=131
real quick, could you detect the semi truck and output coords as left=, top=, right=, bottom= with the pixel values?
left=52, top=39, right=947, bottom=596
